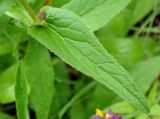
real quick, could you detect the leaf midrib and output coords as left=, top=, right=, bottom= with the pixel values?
left=45, top=23, right=147, bottom=111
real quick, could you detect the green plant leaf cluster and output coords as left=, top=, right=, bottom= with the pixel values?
left=0, top=0, right=160, bottom=119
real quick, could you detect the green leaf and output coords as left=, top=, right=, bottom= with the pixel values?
left=0, top=64, right=18, bottom=104
left=0, top=14, right=10, bottom=31
left=69, top=103, right=87, bottom=119
left=0, top=36, right=13, bottom=56
left=108, top=101, right=136, bottom=114
left=96, top=0, right=156, bottom=37
left=0, top=0, right=15, bottom=15
left=28, top=6, right=149, bottom=113
left=4, top=25, right=28, bottom=58
left=131, top=56, right=160, bottom=93
left=0, top=20, right=14, bottom=56
left=135, top=114, right=148, bottom=119
left=6, top=4, right=32, bottom=27
left=100, top=37, right=144, bottom=69
left=148, top=82, right=158, bottom=104
left=0, top=54, right=14, bottom=73
left=54, top=62, right=70, bottom=106
left=52, top=0, right=71, bottom=7
left=63, top=0, right=131, bottom=31
left=150, top=104, right=160, bottom=117
left=23, top=40, right=54, bottom=119
left=127, top=0, right=156, bottom=27
left=0, top=111, right=15, bottom=119
left=59, top=81, right=96, bottom=118
left=31, top=0, right=45, bottom=13
left=15, top=62, right=28, bottom=119
left=49, top=62, right=70, bottom=118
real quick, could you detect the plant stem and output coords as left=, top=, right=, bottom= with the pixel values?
left=132, top=27, right=160, bottom=34
left=44, top=0, right=53, bottom=6
left=19, top=0, right=36, bottom=22
left=134, top=12, right=157, bottom=37
left=134, top=4, right=160, bottom=37
left=58, top=81, right=97, bottom=119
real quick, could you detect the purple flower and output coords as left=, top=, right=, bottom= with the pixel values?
left=91, top=109, right=122, bottom=119
left=105, top=110, right=122, bottom=119
left=91, top=115, right=104, bottom=119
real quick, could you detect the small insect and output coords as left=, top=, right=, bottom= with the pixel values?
left=38, top=11, right=46, bottom=21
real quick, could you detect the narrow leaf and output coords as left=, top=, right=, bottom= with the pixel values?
left=0, top=0, right=15, bottom=16
left=63, top=0, right=131, bottom=31
left=23, top=40, right=54, bottom=119
left=28, top=6, right=149, bottom=113
left=96, top=0, right=156, bottom=37
left=5, top=4, right=32, bottom=27
left=15, top=62, right=28, bottom=119
left=127, top=0, right=156, bottom=27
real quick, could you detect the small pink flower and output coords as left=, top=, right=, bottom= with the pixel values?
left=91, top=109, right=122, bottom=119
left=38, top=11, right=46, bottom=21
left=105, top=110, right=122, bottom=119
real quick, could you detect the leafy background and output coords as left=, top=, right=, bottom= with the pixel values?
left=0, top=0, right=160, bottom=119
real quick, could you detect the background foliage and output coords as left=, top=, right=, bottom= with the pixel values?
left=0, top=0, right=160, bottom=119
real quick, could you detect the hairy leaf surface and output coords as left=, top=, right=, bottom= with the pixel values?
left=23, top=40, right=54, bottom=119
left=28, top=6, right=149, bottom=113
